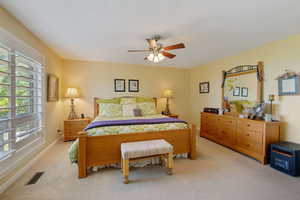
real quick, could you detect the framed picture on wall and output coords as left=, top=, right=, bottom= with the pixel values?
left=114, top=79, right=126, bottom=92
left=47, top=74, right=59, bottom=102
left=233, top=87, right=240, bottom=96
left=241, top=87, right=248, bottom=97
left=128, top=79, right=139, bottom=92
left=199, top=82, right=209, bottom=93
left=278, top=76, right=300, bottom=96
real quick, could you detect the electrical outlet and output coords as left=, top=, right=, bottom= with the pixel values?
left=57, top=129, right=62, bottom=135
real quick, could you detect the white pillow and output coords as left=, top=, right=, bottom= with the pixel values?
left=122, top=104, right=138, bottom=117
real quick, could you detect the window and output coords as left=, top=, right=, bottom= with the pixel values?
left=0, top=43, right=43, bottom=160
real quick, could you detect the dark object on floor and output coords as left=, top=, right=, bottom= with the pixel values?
left=26, top=172, right=44, bottom=185
left=270, top=142, right=300, bottom=177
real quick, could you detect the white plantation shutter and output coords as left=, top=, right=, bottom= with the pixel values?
left=0, top=44, right=12, bottom=159
left=0, top=28, right=44, bottom=160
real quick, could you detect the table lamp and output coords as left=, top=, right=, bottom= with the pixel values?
left=163, top=89, right=173, bottom=115
left=269, top=94, right=275, bottom=116
left=65, top=88, right=80, bottom=120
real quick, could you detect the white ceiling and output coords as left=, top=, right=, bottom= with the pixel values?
left=1, top=0, right=300, bottom=68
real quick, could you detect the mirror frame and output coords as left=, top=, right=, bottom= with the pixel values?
left=221, top=61, right=264, bottom=113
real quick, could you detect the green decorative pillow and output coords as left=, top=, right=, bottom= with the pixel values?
left=120, top=97, right=136, bottom=104
left=96, top=98, right=120, bottom=104
left=136, top=97, right=155, bottom=103
left=99, top=103, right=122, bottom=117
left=137, top=102, right=157, bottom=115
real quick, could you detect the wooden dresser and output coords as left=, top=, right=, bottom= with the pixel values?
left=200, top=112, right=280, bottom=164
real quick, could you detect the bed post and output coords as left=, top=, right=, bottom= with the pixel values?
left=188, top=124, right=197, bottom=160
left=78, top=131, right=87, bottom=178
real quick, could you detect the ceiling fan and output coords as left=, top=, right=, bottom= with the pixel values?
left=128, top=36, right=185, bottom=63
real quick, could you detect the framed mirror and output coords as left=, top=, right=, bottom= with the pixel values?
left=222, top=61, right=264, bottom=115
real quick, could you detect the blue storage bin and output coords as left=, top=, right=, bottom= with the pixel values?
left=270, top=142, right=300, bottom=177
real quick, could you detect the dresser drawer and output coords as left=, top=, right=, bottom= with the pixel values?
left=237, top=130, right=263, bottom=144
left=238, top=120, right=264, bottom=133
left=237, top=138, right=262, bottom=153
left=221, top=118, right=236, bottom=129
left=218, top=127, right=234, bottom=145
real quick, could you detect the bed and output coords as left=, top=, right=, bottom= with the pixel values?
left=72, top=97, right=197, bottom=178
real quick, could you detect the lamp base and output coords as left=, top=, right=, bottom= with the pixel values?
left=68, top=111, right=78, bottom=120
left=68, top=98, right=78, bottom=120
left=164, top=98, right=171, bottom=115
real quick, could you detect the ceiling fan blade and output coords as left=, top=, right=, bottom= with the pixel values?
left=161, top=51, right=176, bottom=59
left=163, top=43, right=185, bottom=51
left=128, top=50, right=150, bottom=52
left=146, top=39, right=157, bottom=49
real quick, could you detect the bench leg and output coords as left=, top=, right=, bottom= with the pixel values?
left=166, top=152, right=173, bottom=175
left=122, top=158, right=129, bottom=184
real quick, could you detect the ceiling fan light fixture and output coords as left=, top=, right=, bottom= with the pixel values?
left=147, top=52, right=165, bottom=63
left=157, top=53, right=165, bottom=61
left=147, top=53, right=154, bottom=61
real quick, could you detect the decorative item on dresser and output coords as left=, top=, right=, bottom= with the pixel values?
left=65, top=87, right=80, bottom=120
left=222, top=61, right=264, bottom=116
left=64, top=118, right=91, bottom=141
left=265, top=94, right=275, bottom=122
left=162, top=89, right=173, bottom=115
left=200, top=112, right=280, bottom=164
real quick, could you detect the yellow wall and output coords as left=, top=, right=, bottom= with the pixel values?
left=0, top=8, right=63, bottom=185
left=62, top=60, right=191, bottom=123
left=190, top=34, right=300, bottom=143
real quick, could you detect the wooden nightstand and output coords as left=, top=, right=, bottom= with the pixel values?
left=64, top=118, right=91, bottom=141
left=164, top=114, right=179, bottom=118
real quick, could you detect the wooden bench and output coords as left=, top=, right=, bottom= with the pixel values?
left=120, top=139, right=174, bottom=184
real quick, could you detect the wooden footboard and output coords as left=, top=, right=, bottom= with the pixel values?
left=78, top=124, right=197, bottom=178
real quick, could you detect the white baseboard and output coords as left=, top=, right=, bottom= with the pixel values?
left=0, top=136, right=61, bottom=194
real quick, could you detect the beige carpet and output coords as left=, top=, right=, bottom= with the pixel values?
left=1, top=137, right=300, bottom=200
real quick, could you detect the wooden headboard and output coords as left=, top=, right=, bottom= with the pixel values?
left=93, top=97, right=158, bottom=118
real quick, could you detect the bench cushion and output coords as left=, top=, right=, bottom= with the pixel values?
left=121, top=139, right=173, bottom=159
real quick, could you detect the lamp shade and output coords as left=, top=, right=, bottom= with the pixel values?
left=65, top=88, right=79, bottom=98
left=163, top=89, right=173, bottom=98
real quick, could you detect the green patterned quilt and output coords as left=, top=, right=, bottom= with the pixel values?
left=68, top=114, right=188, bottom=163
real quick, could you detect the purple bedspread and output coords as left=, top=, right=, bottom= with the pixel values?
left=84, top=117, right=187, bottom=131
